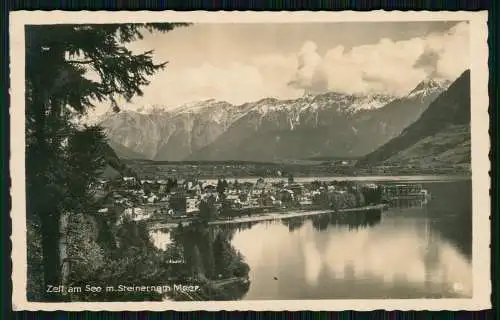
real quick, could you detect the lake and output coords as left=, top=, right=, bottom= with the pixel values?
left=151, top=179, right=472, bottom=300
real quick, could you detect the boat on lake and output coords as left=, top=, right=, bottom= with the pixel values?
left=382, top=184, right=431, bottom=202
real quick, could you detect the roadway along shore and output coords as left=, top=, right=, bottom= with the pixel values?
left=148, top=204, right=386, bottom=230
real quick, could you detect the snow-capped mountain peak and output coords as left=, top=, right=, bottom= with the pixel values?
left=170, top=99, right=233, bottom=115
left=347, top=93, right=396, bottom=112
left=243, top=91, right=397, bottom=118
left=98, top=72, right=454, bottom=162
left=407, top=78, right=451, bottom=99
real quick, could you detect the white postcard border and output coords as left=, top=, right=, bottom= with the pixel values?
left=9, top=10, right=491, bottom=311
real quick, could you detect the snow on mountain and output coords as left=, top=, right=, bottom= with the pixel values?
left=348, top=94, right=396, bottom=112
left=358, top=70, right=470, bottom=168
left=171, top=99, right=222, bottom=114
left=407, top=78, right=451, bottom=99
left=185, top=81, right=448, bottom=161
left=232, top=92, right=394, bottom=132
left=99, top=77, right=451, bottom=161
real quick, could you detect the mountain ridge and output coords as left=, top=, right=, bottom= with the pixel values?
left=357, top=70, right=470, bottom=169
left=186, top=79, right=448, bottom=161
left=99, top=77, right=450, bottom=162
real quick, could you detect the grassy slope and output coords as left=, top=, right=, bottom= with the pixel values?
left=383, top=124, right=470, bottom=170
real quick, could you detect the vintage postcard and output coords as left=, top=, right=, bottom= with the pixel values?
left=10, top=10, right=490, bottom=311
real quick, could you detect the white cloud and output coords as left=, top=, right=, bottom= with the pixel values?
left=143, top=60, right=301, bottom=107
left=132, top=53, right=303, bottom=109
left=86, top=22, right=469, bottom=117
left=288, top=41, right=326, bottom=93
left=294, top=21, right=470, bottom=96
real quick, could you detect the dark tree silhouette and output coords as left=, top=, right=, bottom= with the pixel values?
left=65, top=126, right=110, bottom=209
left=310, top=180, right=321, bottom=190
left=25, top=23, right=189, bottom=300
left=216, top=179, right=227, bottom=195
left=166, top=178, right=175, bottom=193
left=199, top=196, right=217, bottom=222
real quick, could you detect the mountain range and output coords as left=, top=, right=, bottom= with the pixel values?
left=358, top=70, right=470, bottom=171
left=100, top=78, right=451, bottom=162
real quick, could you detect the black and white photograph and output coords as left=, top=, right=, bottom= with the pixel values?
left=10, top=11, right=490, bottom=311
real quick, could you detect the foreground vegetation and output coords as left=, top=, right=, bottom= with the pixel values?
left=28, top=212, right=251, bottom=301
left=26, top=23, right=189, bottom=301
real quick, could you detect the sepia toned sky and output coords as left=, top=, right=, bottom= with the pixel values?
left=87, top=21, right=469, bottom=116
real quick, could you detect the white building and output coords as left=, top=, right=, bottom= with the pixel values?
left=269, top=196, right=282, bottom=207
left=147, top=194, right=158, bottom=203
left=299, top=199, right=313, bottom=206
left=122, top=207, right=151, bottom=222
left=186, top=198, right=199, bottom=214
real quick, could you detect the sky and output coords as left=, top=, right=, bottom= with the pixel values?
left=86, top=21, right=469, bottom=117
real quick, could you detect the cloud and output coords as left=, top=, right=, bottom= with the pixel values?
left=288, top=21, right=469, bottom=96
left=288, top=41, right=328, bottom=94
left=133, top=54, right=302, bottom=109
left=413, top=49, right=441, bottom=78
left=87, top=22, right=469, bottom=116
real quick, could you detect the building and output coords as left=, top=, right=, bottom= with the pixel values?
left=97, top=208, right=109, bottom=214
left=299, top=198, right=313, bottom=206
left=158, top=185, right=167, bottom=195
left=122, top=207, right=151, bottom=222
left=96, top=179, right=109, bottom=190
left=382, top=184, right=429, bottom=201
left=248, top=198, right=259, bottom=207
left=203, top=184, right=217, bottom=192
left=288, top=183, right=305, bottom=196
left=186, top=197, right=199, bottom=215
left=269, top=196, right=282, bottom=207
left=226, top=194, right=243, bottom=209
left=147, top=194, right=158, bottom=203
left=280, top=189, right=294, bottom=202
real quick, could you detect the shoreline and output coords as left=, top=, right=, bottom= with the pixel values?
left=198, top=175, right=471, bottom=183
left=138, top=174, right=471, bottom=185
left=149, top=204, right=385, bottom=230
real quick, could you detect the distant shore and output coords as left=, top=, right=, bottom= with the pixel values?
left=122, top=158, right=471, bottom=182
left=195, top=175, right=471, bottom=185
left=128, top=172, right=470, bottom=184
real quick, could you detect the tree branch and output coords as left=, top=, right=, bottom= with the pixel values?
left=65, top=59, right=94, bottom=64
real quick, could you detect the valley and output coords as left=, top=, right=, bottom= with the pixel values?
left=100, top=72, right=470, bottom=179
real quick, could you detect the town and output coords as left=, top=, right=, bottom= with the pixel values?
left=90, top=173, right=395, bottom=225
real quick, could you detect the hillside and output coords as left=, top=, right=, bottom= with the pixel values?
left=100, top=78, right=448, bottom=162
left=107, top=140, right=146, bottom=160
left=383, top=125, right=470, bottom=171
left=100, top=142, right=137, bottom=179
left=357, top=70, right=470, bottom=171
left=187, top=81, right=447, bottom=161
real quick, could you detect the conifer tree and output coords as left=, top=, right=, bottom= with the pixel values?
left=25, top=23, right=189, bottom=300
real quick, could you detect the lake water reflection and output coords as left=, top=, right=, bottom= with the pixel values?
left=150, top=180, right=472, bottom=300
